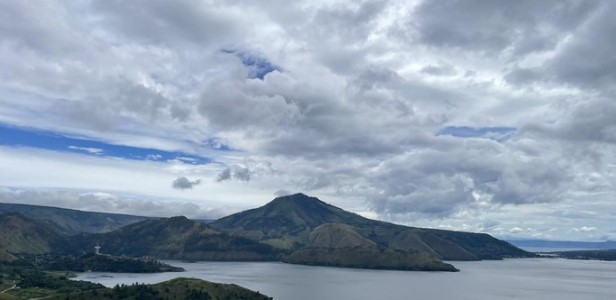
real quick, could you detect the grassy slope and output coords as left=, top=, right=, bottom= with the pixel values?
left=0, top=214, right=64, bottom=255
left=283, top=247, right=459, bottom=271
left=212, top=193, right=531, bottom=260
left=64, top=216, right=284, bottom=261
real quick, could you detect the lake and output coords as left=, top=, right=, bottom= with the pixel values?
left=76, top=258, right=616, bottom=300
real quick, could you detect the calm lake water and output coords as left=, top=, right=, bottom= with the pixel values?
left=76, top=258, right=616, bottom=300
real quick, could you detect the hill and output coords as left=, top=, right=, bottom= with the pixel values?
left=551, top=249, right=616, bottom=261
left=212, top=193, right=530, bottom=261
left=0, top=203, right=148, bottom=235
left=64, top=216, right=284, bottom=261
left=283, top=247, right=458, bottom=271
left=40, top=253, right=184, bottom=273
left=42, top=277, right=272, bottom=300
left=0, top=213, right=64, bottom=255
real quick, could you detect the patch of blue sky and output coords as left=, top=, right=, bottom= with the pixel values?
left=222, top=49, right=280, bottom=80
left=439, top=126, right=516, bottom=142
left=0, top=123, right=212, bottom=164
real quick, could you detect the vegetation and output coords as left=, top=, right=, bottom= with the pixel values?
left=554, top=249, right=616, bottom=261
left=38, top=254, right=184, bottom=273
left=63, top=216, right=286, bottom=261
left=283, top=247, right=459, bottom=271
left=42, top=278, right=272, bottom=300
left=0, top=262, right=271, bottom=300
left=0, top=261, right=104, bottom=299
left=0, top=213, right=64, bottom=255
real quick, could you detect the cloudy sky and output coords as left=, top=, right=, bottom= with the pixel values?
left=1, top=0, right=615, bottom=241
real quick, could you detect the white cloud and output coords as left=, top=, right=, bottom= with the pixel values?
left=68, top=146, right=103, bottom=154
left=0, top=0, right=615, bottom=241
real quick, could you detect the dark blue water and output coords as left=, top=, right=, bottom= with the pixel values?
left=76, top=258, right=616, bottom=300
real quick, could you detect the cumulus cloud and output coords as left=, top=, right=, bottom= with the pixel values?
left=1, top=0, right=616, bottom=240
left=172, top=176, right=201, bottom=190
left=411, top=0, right=599, bottom=57
left=215, top=166, right=251, bottom=182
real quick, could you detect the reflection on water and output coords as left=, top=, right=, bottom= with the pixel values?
left=76, top=258, right=616, bottom=300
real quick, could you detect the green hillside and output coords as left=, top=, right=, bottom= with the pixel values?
left=212, top=193, right=531, bottom=261
left=40, top=253, right=184, bottom=273
left=65, top=216, right=285, bottom=261
left=0, top=214, right=64, bottom=255
left=283, top=247, right=458, bottom=271
left=42, top=277, right=272, bottom=300
left=0, top=203, right=147, bottom=235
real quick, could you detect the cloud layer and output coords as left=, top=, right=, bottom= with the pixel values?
left=1, top=0, right=615, bottom=240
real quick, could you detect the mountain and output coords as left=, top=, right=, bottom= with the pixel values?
left=283, top=247, right=458, bottom=271
left=212, top=193, right=390, bottom=249
left=212, top=193, right=530, bottom=261
left=0, top=213, right=64, bottom=255
left=0, top=202, right=148, bottom=235
left=64, top=216, right=284, bottom=261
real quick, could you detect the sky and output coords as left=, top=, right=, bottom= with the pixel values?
left=1, top=0, right=615, bottom=241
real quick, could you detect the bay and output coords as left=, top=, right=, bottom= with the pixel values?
left=75, top=258, right=616, bottom=300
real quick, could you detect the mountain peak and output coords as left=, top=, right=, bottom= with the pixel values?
left=212, top=193, right=379, bottom=245
left=269, top=193, right=329, bottom=209
left=272, top=193, right=315, bottom=202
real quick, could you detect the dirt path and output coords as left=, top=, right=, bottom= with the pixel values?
left=0, top=284, right=16, bottom=293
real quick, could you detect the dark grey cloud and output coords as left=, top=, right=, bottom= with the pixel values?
left=91, top=0, right=241, bottom=47
left=523, top=97, right=616, bottom=145
left=216, top=168, right=232, bottom=182
left=172, top=177, right=201, bottom=190
left=215, top=166, right=251, bottom=182
left=233, top=167, right=251, bottom=181
left=412, top=0, right=599, bottom=57
left=420, top=62, right=457, bottom=77
left=363, top=138, right=571, bottom=217
left=506, top=1, right=616, bottom=92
